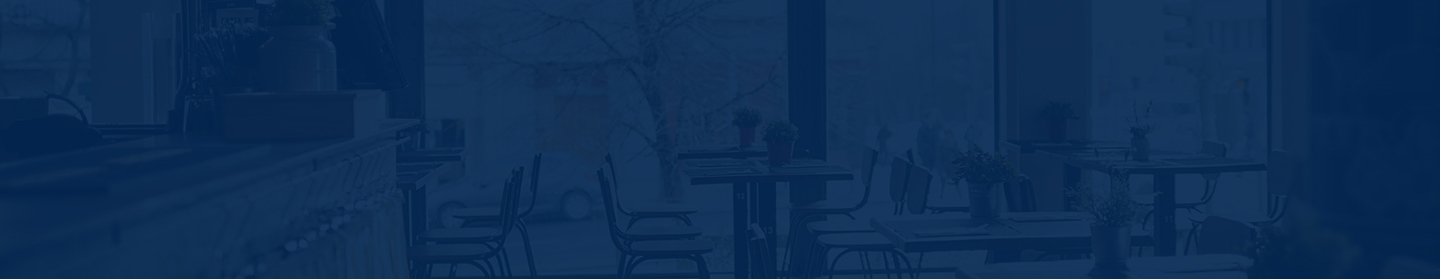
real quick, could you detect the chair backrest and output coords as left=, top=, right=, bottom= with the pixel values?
left=1195, top=215, right=1256, bottom=255
left=747, top=223, right=777, bottom=279
left=602, top=153, right=634, bottom=215
left=852, top=148, right=881, bottom=209
left=495, top=167, right=525, bottom=241
left=1003, top=175, right=1037, bottom=212
left=520, top=153, right=543, bottom=217
left=905, top=164, right=935, bottom=215
left=1267, top=150, right=1297, bottom=197
left=1200, top=141, right=1229, bottom=180
left=887, top=157, right=913, bottom=204
left=595, top=169, right=633, bottom=252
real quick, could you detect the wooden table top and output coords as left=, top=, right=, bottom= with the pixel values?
left=682, top=158, right=853, bottom=185
left=957, top=254, right=1252, bottom=279
left=871, top=212, right=1153, bottom=253
left=676, top=145, right=768, bottom=160
left=1039, top=149, right=1266, bottom=175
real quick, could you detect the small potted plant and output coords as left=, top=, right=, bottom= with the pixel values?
left=1040, top=102, right=1079, bottom=141
left=259, top=0, right=339, bottom=92
left=732, top=108, right=763, bottom=147
left=951, top=145, right=1016, bottom=219
left=762, top=120, right=799, bottom=166
left=1127, top=101, right=1154, bottom=161
left=1070, top=169, right=1140, bottom=277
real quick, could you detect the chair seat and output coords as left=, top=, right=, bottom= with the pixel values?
left=629, top=203, right=699, bottom=215
left=420, top=227, right=502, bottom=243
left=1187, top=213, right=1275, bottom=225
left=629, top=240, right=714, bottom=256
left=816, top=232, right=895, bottom=251
left=626, top=225, right=704, bottom=240
left=927, top=202, right=970, bottom=213
left=1133, top=194, right=1207, bottom=208
left=409, top=244, right=496, bottom=262
left=451, top=207, right=501, bottom=220
left=792, top=200, right=859, bottom=213
left=807, top=220, right=875, bottom=234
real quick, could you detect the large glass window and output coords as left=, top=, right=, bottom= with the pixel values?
left=1091, top=0, right=1270, bottom=215
left=823, top=0, right=997, bottom=269
left=424, top=0, right=787, bottom=276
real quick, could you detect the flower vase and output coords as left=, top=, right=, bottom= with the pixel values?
left=259, top=25, right=337, bottom=92
left=1089, top=224, right=1132, bottom=278
left=1048, top=119, right=1069, bottom=141
left=1130, top=136, right=1150, bottom=161
left=967, top=182, right=1002, bottom=219
left=767, top=141, right=794, bottom=166
left=739, top=127, right=756, bottom=147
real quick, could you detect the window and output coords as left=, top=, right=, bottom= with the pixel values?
left=1091, top=0, right=1270, bottom=215
left=424, top=0, right=787, bottom=276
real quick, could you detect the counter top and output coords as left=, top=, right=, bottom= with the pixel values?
left=0, top=119, right=420, bottom=260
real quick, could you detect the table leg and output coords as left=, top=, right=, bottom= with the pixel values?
left=408, top=187, right=427, bottom=246
left=733, top=183, right=750, bottom=279
left=758, top=182, right=778, bottom=275
left=1063, top=164, right=1081, bottom=211
left=1153, top=174, right=1177, bottom=256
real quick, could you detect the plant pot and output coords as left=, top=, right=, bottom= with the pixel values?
left=259, top=25, right=337, bottom=92
left=739, top=127, right=756, bottom=147
left=767, top=140, right=794, bottom=166
left=966, top=182, right=1002, bottom=219
left=1130, top=136, right=1150, bottom=161
left=1048, top=119, right=1069, bottom=141
left=1089, top=224, right=1132, bottom=278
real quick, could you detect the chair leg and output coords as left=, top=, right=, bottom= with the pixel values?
left=678, top=215, right=694, bottom=226
left=463, top=261, right=493, bottom=279
left=890, top=250, right=916, bottom=279
left=448, top=263, right=459, bottom=278
left=1184, top=221, right=1202, bottom=255
left=616, top=255, right=631, bottom=278
left=690, top=255, right=712, bottom=279
left=783, top=213, right=826, bottom=272
left=827, top=250, right=857, bottom=279
left=623, top=256, right=650, bottom=279
left=517, top=220, right=539, bottom=278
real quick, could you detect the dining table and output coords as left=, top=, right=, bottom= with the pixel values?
left=871, top=212, right=1153, bottom=259
left=1021, top=142, right=1267, bottom=257
left=679, top=156, right=853, bottom=279
left=957, top=254, right=1252, bottom=279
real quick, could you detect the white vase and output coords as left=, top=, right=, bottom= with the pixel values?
left=259, top=25, right=338, bottom=92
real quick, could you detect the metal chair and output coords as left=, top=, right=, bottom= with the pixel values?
left=748, top=224, right=778, bottom=279
left=781, top=147, right=880, bottom=271
left=596, top=169, right=713, bottom=279
left=409, top=167, right=524, bottom=278
left=804, top=157, right=928, bottom=279
left=1140, top=141, right=1228, bottom=229
left=1181, top=149, right=1297, bottom=254
left=425, top=154, right=543, bottom=277
left=605, top=153, right=698, bottom=229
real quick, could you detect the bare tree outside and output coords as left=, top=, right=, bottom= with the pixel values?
left=430, top=0, right=787, bottom=202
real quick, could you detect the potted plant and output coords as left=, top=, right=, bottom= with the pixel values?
left=951, top=145, right=1016, bottom=219
left=1247, top=203, right=1363, bottom=279
left=1127, top=101, right=1154, bottom=161
left=259, top=0, right=339, bottom=92
left=1040, top=102, right=1078, bottom=141
left=762, top=121, right=799, bottom=166
left=732, top=108, right=763, bottom=147
left=1070, top=169, right=1140, bottom=277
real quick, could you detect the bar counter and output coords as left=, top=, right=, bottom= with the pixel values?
left=0, top=119, right=420, bottom=279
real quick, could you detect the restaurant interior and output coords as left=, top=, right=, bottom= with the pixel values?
left=1, top=0, right=1438, bottom=278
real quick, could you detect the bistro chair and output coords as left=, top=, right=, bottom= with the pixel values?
left=596, top=169, right=714, bottom=279
left=781, top=147, right=880, bottom=271
left=432, top=154, right=542, bottom=277
left=409, top=167, right=523, bottom=278
left=1182, top=149, right=1296, bottom=254
left=1139, top=141, right=1228, bottom=229
left=748, top=223, right=778, bottom=279
left=605, top=153, right=699, bottom=229
left=804, top=158, right=930, bottom=279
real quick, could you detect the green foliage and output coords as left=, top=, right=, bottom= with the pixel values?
left=1040, top=102, right=1079, bottom=120
left=732, top=108, right=763, bottom=127
left=1247, top=205, right=1364, bottom=279
left=1128, top=101, right=1154, bottom=137
left=266, top=0, right=336, bottom=26
left=950, top=145, right=1016, bottom=185
left=761, top=121, right=798, bottom=142
left=1069, top=169, right=1139, bottom=227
